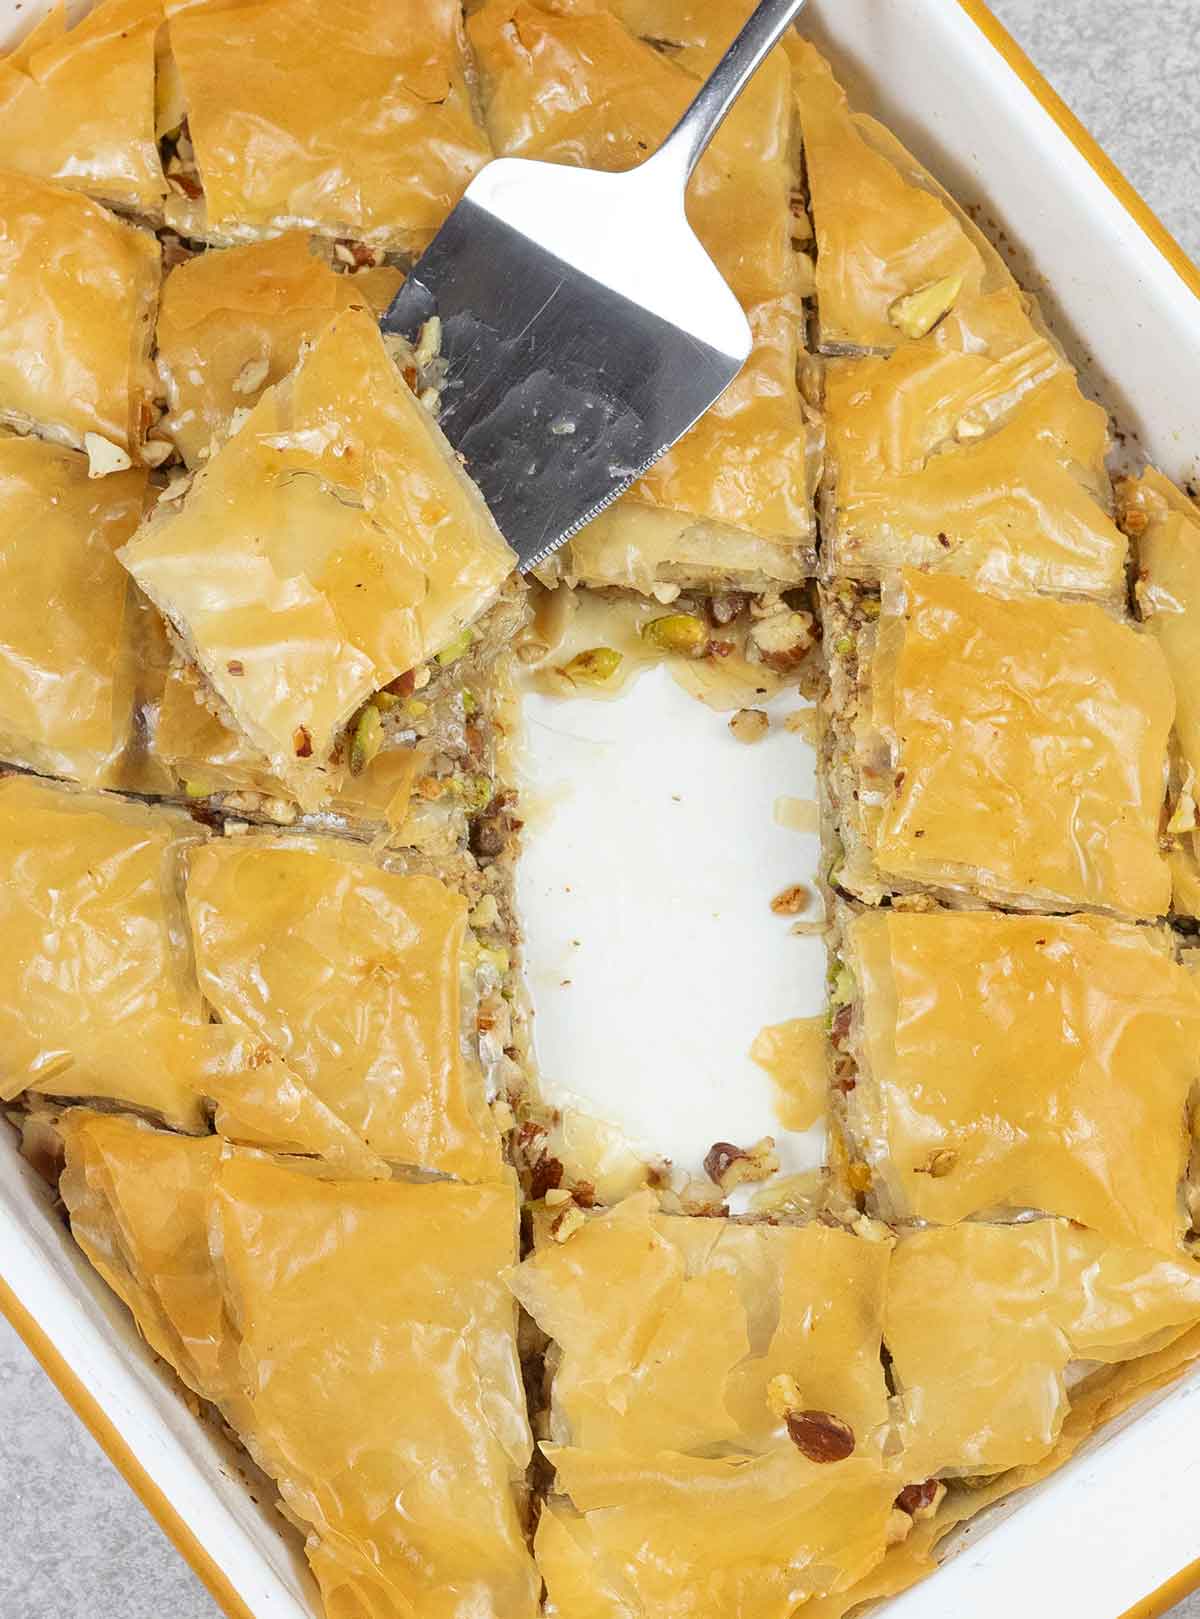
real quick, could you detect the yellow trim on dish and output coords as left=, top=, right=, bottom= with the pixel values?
left=0, top=10, right=1195, bottom=1619
left=0, top=1276, right=254, bottom=1619
left=956, top=0, right=1200, bottom=304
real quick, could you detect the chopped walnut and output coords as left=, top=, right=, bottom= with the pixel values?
left=703, top=1135, right=779, bottom=1191
left=896, top=1479, right=946, bottom=1520
left=748, top=609, right=816, bottom=673
left=550, top=1204, right=587, bottom=1243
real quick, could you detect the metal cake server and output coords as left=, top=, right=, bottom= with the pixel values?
left=381, top=0, right=808, bottom=573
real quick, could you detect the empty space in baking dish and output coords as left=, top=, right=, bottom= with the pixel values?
left=517, top=663, right=825, bottom=1186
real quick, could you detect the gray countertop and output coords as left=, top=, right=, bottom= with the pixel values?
left=3, top=2, right=1200, bottom=1615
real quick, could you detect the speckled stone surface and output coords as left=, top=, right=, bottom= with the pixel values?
left=2, top=3, right=1199, bottom=1617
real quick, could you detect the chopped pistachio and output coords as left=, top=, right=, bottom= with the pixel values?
left=833, top=634, right=853, bottom=655
left=641, top=613, right=710, bottom=659
left=457, top=773, right=493, bottom=811
left=469, top=894, right=501, bottom=930
left=462, top=689, right=478, bottom=715
left=830, top=964, right=855, bottom=1006
left=861, top=596, right=882, bottom=621
left=372, top=690, right=402, bottom=713
left=559, top=646, right=623, bottom=684
left=404, top=698, right=429, bottom=718
left=348, top=703, right=384, bottom=776
left=434, top=627, right=474, bottom=666
left=888, top=273, right=965, bottom=339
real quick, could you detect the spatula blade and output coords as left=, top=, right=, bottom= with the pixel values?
left=381, top=157, right=752, bottom=574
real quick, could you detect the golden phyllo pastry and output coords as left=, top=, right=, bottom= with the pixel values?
left=155, top=232, right=402, bottom=467
left=120, top=308, right=514, bottom=807
left=1121, top=469, right=1200, bottom=917
left=186, top=835, right=503, bottom=1179
left=510, top=1192, right=891, bottom=1454
left=59, top=1119, right=539, bottom=1619
left=0, top=0, right=165, bottom=213
left=885, top=1220, right=1200, bottom=1478
left=832, top=569, right=1172, bottom=916
left=839, top=908, right=1200, bottom=1252
left=0, top=776, right=209, bottom=1129
left=0, top=438, right=146, bottom=786
left=470, top=0, right=815, bottom=592
left=161, top=0, right=491, bottom=249
left=821, top=289, right=1128, bottom=601
left=789, top=38, right=996, bottom=354
left=0, top=170, right=160, bottom=454
left=513, top=1194, right=899, bottom=1618
left=537, top=1448, right=900, bottom=1619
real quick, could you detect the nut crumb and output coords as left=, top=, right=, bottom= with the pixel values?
left=550, top=1204, right=586, bottom=1243
left=703, top=1136, right=779, bottom=1191
left=84, top=432, right=132, bottom=479
left=729, top=707, right=769, bottom=744
left=771, top=883, right=811, bottom=915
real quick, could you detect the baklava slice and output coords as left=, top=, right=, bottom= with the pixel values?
left=824, top=569, right=1172, bottom=917
left=0, top=776, right=209, bottom=1129
left=789, top=38, right=1007, bottom=355
left=821, top=288, right=1128, bottom=601
left=0, top=0, right=165, bottom=213
left=0, top=171, right=160, bottom=456
left=885, top=1219, right=1200, bottom=1479
left=512, top=1193, right=899, bottom=1618
left=470, top=0, right=816, bottom=594
left=0, top=438, right=147, bottom=786
left=1120, top=469, right=1200, bottom=916
left=161, top=0, right=491, bottom=251
left=120, top=308, right=514, bottom=809
left=59, top=1118, right=540, bottom=1619
left=185, top=834, right=505, bottom=1181
left=833, top=906, right=1200, bottom=1253
left=155, top=232, right=402, bottom=468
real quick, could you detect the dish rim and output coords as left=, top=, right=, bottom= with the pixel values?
left=1, top=3, right=1199, bottom=1617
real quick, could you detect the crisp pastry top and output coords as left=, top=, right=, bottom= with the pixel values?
left=0, top=437, right=147, bottom=786
left=0, top=776, right=208, bottom=1129
left=538, top=1446, right=899, bottom=1619
left=163, top=0, right=491, bottom=247
left=58, top=1113, right=246, bottom=1415
left=823, top=288, right=1128, bottom=601
left=156, top=233, right=402, bottom=467
left=1121, top=469, right=1200, bottom=915
left=864, top=569, right=1172, bottom=916
left=211, top=1156, right=538, bottom=1619
left=510, top=1192, right=890, bottom=1455
left=887, top=1221, right=1200, bottom=1478
left=185, top=836, right=502, bottom=1179
left=0, top=0, right=165, bottom=212
left=60, top=1116, right=539, bottom=1619
left=119, top=308, right=514, bottom=805
left=845, top=908, right=1200, bottom=1252
left=0, top=169, right=160, bottom=452
left=789, top=38, right=989, bottom=353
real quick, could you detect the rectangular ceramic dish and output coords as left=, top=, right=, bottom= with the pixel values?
left=2, top=1, right=1199, bottom=1617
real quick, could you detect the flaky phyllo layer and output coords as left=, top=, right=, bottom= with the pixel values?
left=0, top=6, right=1199, bottom=1619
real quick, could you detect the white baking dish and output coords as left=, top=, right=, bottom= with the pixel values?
left=2, top=1, right=1199, bottom=1616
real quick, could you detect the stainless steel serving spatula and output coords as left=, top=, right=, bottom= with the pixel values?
left=381, top=0, right=808, bottom=573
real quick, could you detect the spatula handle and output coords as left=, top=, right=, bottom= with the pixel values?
left=642, top=0, right=808, bottom=190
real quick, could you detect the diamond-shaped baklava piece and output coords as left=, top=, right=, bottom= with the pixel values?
left=789, top=38, right=1000, bottom=355
left=120, top=308, right=514, bottom=807
left=821, top=289, right=1127, bottom=601
left=186, top=834, right=503, bottom=1180
left=155, top=232, right=401, bottom=467
left=0, top=0, right=165, bottom=212
left=60, top=1118, right=540, bottom=1619
left=836, top=907, right=1200, bottom=1252
left=0, top=170, right=160, bottom=453
left=0, top=776, right=208, bottom=1128
left=825, top=569, right=1172, bottom=916
left=0, top=438, right=146, bottom=786
left=162, top=0, right=491, bottom=250
left=885, top=1220, right=1200, bottom=1477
